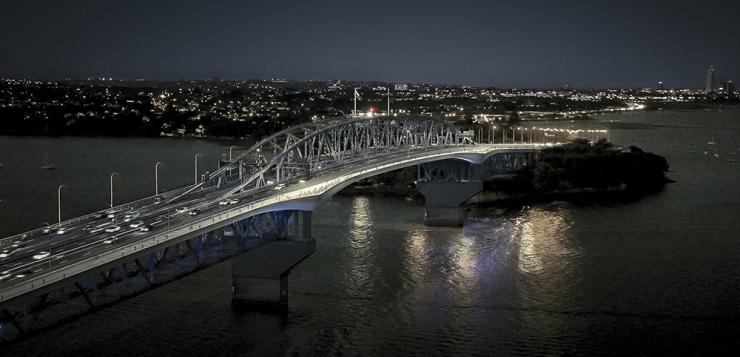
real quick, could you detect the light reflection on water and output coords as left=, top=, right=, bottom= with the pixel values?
left=514, top=207, right=576, bottom=275
left=347, top=196, right=374, bottom=297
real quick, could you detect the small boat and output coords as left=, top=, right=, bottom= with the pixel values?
left=41, top=164, right=55, bottom=170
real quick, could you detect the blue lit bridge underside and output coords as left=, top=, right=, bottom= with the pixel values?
left=0, top=116, right=573, bottom=341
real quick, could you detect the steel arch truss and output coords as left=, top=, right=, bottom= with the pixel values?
left=193, top=116, right=468, bottom=199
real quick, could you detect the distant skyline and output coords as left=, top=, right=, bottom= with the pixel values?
left=1, top=0, right=738, bottom=88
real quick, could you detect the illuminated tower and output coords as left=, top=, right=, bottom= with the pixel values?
left=706, top=66, right=715, bottom=93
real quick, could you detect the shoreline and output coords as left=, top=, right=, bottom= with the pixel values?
left=1, top=107, right=737, bottom=140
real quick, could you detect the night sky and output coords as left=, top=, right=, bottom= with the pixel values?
left=1, top=0, right=738, bottom=88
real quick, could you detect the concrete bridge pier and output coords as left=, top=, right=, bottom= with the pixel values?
left=416, top=160, right=483, bottom=226
left=416, top=181, right=483, bottom=226
left=231, top=210, right=314, bottom=310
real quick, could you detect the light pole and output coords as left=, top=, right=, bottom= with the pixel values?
left=229, top=146, right=236, bottom=161
left=155, top=161, right=163, bottom=196
left=110, top=172, right=118, bottom=208
left=57, top=184, right=65, bottom=226
left=530, top=127, right=534, bottom=144
left=194, top=153, right=202, bottom=185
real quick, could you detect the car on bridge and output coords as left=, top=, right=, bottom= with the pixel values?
left=11, top=240, right=27, bottom=248
left=33, top=251, right=50, bottom=260
left=139, top=224, right=154, bottom=232
left=129, top=221, right=145, bottom=228
left=15, top=270, right=34, bottom=279
left=42, top=226, right=53, bottom=234
left=105, top=225, right=121, bottom=233
left=188, top=209, right=200, bottom=216
left=0, top=249, right=13, bottom=258
left=175, top=207, right=189, bottom=213
left=56, top=227, right=68, bottom=235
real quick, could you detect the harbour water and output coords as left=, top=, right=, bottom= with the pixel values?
left=2, top=109, right=740, bottom=355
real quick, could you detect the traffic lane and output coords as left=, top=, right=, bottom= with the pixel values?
left=1, top=151, right=430, bottom=285
left=0, top=187, right=237, bottom=282
left=0, top=189, right=217, bottom=266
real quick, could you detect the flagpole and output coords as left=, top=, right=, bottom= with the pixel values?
left=353, top=88, right=358, bottom=117
left=387, top=88, right=390, bottom=116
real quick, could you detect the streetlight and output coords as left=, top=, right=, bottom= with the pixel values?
left=229, top=146, right=236, bottom=161
left=57, top=184, right=65, bottom=225
left=110, top=172, right=118, bottom=208
left=529, top=127, right=533, bottom=144
left=194, top=153, right=202, bottom=185
left=155, top=161, right=163, bottom=196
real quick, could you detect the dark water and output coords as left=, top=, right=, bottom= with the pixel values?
left=0, top=136, right=241, bottom=237
left=2, top=110, right=740, bottom=356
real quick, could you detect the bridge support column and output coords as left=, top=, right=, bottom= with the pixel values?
left=231, top=210, right=314, bottom=310
left=416, top=160, right=483, bottom=226
left=417, top=181, right=483, bottom=226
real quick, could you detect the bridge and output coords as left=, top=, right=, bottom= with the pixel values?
left=0, top=116, right=572, bottom=341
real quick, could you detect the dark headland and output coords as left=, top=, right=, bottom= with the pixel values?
left=342, top=138, right=672, bottom=207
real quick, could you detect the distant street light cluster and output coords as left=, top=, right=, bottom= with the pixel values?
left=0, top=78, right=735, bottom=139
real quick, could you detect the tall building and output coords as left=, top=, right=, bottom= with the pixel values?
left=728, top=81, right=735, bottom=94
left=658, top=81, right=664, bottom=90
left=706, top=66, right=715, bottom=93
